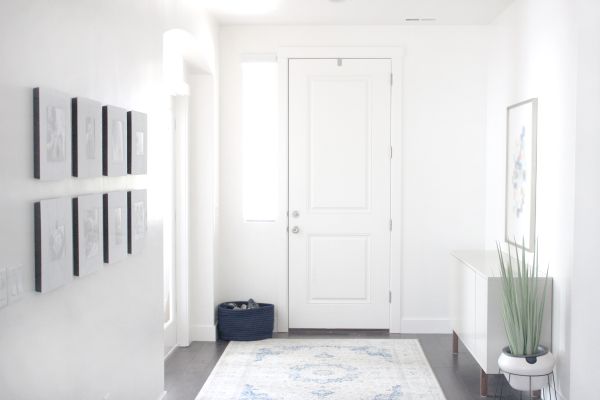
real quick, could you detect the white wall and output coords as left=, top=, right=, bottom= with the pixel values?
left=484, top=0, right=578, bottom=397
left=0, top=1, right=218, bottom=399
left=218, top=25, right=489, bottom=333
left=570, top=0, right=600, bottom=398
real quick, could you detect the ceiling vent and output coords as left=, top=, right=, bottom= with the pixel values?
left=405, top=18, right=437, bottom=22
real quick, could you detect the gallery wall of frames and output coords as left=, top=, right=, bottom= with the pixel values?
left=33, top=87, right=148, bottom=294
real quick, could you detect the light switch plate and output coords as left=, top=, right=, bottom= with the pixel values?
left=0, top=267, right=7, bottom=309
left=7, top=265, right=23, bottom=304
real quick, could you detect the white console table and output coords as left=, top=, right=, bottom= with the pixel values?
left=450, top=251, right=552, bottom=397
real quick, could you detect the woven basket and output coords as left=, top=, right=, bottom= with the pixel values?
left=217, top=302, right=274, bottom=341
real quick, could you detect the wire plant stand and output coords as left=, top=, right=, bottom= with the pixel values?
left=495, top=368, right=558, bottom=400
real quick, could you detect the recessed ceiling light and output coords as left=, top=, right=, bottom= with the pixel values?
left=203, top=0, right=281, bottom=15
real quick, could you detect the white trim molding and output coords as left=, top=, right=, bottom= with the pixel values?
left=190, top=324, right=218, bottom=342
left=174, top=94, right=191, bottom=347
left=277, top=46, right=405, bottom=333
left=400, top=318, right=451, bottom=334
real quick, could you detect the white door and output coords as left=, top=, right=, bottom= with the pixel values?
left=289, top=58, right=392, bottom=329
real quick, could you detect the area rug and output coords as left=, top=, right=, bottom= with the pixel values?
left=195, top=339, right=446, bottom=400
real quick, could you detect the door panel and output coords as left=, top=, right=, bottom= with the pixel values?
left=309, top=78, right=371, bottom=210
left=289, top=58, right=392, bottom=329
left=309, top=235, right=370, bottom=302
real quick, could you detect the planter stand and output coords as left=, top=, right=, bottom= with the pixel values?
left=495, top=369, right=558, bottom=400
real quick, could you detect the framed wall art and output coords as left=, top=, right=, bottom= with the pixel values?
left=102, top=105, right=127, bottom=176
left=128, top=189, right=147, bottom=255
left=34, top=197, right=73, bottom=293
left=127, top=111, right=147, bottom=175
left=505, top=98, right=538, bottom=251
left=103, top=191, right=128, bottom=264
left=72, top=97, right=102, bottom=178
left=73, top=194, right=103, bottom=277
left=34, top=87, right=71, bottom=180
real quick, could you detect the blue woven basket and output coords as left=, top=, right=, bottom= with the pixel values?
left=218, top=302, right=274, bottom=341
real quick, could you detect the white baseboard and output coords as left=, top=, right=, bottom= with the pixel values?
left=164, top=345, right=177, bottom=359
left=190, top=323, right=217, bottom=341
left=157, top=390, right=167, bottom=400
left=400, top=318, right=451, bottom=334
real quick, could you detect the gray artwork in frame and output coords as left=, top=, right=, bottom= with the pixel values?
left=34, top=197, right=73, bottom=293
left=34, top=87, right=71, bottom=180
left=127, top=111, right=147, bottom=175
left=505, top=98, right=538, bottom=251
left=72, top=97, right=102, bottom=177
left=103, top=191, right=128, bottom=264
left=102, top=105, right=128, bottom=176
left=128, top=189, right=147, bottom=255
left=73, top=194, right=103, bottom=277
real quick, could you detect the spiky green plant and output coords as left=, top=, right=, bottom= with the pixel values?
left=496, top=239, right=549, bottom=356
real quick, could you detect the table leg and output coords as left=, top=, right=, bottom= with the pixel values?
left=452, top=330, right=459, bottom=354
left=480, top=369, right=488, bottom=397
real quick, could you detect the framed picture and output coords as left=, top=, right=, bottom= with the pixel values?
left=127, top=111, right=147, bottom=175
left=73, top=194, right=103, bottom=277
left=128, top=189, right=147, bottom=255
left=72, top=97, right=102, bottom=177
left=34, top=197, right=73, bottom=293
left=102, top=105, right=127, bottom=176
left=103, top=191, right=128, bottom=264
left=34, top=88, right=71, bottom=180
left=505, top=98, right=538, bottom=251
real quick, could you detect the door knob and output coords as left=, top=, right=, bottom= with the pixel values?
left=291, top=210, right=300, bottom=218
left=291, top=226, right=300, bottom=234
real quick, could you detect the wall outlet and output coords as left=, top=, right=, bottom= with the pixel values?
left=7, top=265, right=24, bottom=304
left=0, top=267, right=7, bottom=309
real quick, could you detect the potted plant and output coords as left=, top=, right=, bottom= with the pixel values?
left=496, top=240, right=554, bottom=393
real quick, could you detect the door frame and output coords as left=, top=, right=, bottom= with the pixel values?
left=174, top=94, right=191, bottom=347
left=163, top=29, right=220, bottom=352
left=278, top=47, right=404, bottom=333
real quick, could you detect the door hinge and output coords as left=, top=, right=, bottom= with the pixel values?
left=389, top=219, right=393, bottom=231
left=389, top=291, right=392, bottom=303
left=390, top=146, right=393, bottom=159
left=390, top=73, right=393, bottom=86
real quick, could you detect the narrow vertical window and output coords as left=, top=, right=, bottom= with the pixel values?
left=242, top=57, right=279, bottom=222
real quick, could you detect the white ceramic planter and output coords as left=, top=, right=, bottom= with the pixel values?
left=498, top=346, right=555, bottom=392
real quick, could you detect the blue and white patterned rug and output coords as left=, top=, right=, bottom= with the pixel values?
left=195, top=339, right=446, bottom=400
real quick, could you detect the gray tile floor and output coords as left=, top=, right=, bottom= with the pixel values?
left=164, top=330, right=525, bottom=400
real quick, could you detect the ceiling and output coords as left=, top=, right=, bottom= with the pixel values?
left=203, top=0, right=515, bottom=26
